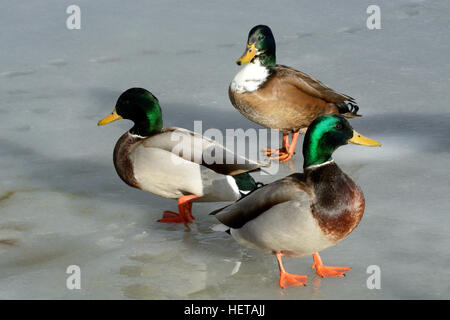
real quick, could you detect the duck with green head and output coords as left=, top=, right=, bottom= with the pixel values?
left=211, top=114, right=380, bottom=288
left=98, top=88, right=267, bottom=225
left=229, top=25, right=360, bottom=163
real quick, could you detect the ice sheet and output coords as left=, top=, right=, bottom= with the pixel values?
left=0, top=0, right=449, bottom=299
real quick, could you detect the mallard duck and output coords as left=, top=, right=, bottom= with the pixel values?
left=211, top=114, right=380, bottom=288
left=98, top=88, right=267, bottom=225
left=229, top=25, right=360, bottom=163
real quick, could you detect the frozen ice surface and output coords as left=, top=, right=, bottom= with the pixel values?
left=0, top=0, right=449, bottom=299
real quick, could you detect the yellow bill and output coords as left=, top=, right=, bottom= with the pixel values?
left=236, top=43, right=257, bottom=65
left=348, top=130, right=381, bottom=147
left=98, top=109, right=122, bottom=126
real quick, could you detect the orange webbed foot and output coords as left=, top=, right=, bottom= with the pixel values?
left=265, top=133, right=290, bottom=158
left=312, top=264, right=351, bottom=278
left=265, top=132, right=299, bottom=163
left=312, top=252, right=351, bottom=278
left=269, top=151, right=295, bottom=163
left=157, top=195, right=199, bottom=225
left=279, top=272, right=307, bottom=288
left=275, top=252, right=307, bottom=289
left=158, top=211, right=191, bottom=224
left=265, top=148, right=278, bottom=156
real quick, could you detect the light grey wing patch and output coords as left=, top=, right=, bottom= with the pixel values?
left=141, top=127, right=268, bottom=175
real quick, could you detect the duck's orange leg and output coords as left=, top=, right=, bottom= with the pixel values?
left=265, top=134, right=290, bottom=156
left=158, top=195, right=200, bottom=225
left=311, top=252, right=351, bottom=278
left=268, top=132, right=299, bottom=163
left=275, top=252, right=307, bottom=288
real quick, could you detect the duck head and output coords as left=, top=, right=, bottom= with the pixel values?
left=303, top=115, right=381, bottom=169
left=98, top=88, right=163, bottom=137
left=236, top=25, right=276, bottom=67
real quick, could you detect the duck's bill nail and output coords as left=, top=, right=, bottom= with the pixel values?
left=236, top=43, right=256, bottom=65
left=348, top=130, right=381, bottom=147
left=97, top=109, right=122, bottom=126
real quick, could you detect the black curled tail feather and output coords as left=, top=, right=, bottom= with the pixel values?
left=335, top=100, right=361, bottom=117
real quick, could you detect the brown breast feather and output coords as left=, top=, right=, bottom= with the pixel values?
left=113, top=133, right=142, bottom=189
left=229, top=65, right=354, bottom=132
left=306, top=163, right=365, bottom=242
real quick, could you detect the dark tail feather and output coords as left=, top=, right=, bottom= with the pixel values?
left=335, top=101, right=361, bottom=118
left=210, top=204, right=230, bottom=216
left=232, top=172, right=257, bottom=192
left=210, top=180, right=266, bottom=217
left=232, top=171, right=266, bottom=198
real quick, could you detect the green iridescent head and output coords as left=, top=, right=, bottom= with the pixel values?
left=303, top=115, right=381, bottom=168
left=236, top=25, right=276, bottom=67
left=98, top=88, right=163, bottom=137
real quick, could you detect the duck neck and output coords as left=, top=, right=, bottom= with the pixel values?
left=303, top=136, right=335, bottom=169
left=129, top=105, right=163, bottom=137
left=305, top=161, right=350, bottom=211
left=304, top=160, right=339, bottom=183
left=130, top=121, right=161, bottom=137
left=256, top=51, right=276, bottom=67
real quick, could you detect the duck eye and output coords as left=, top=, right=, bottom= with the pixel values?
left=258, top=35, right=265, bottom=41
left=335, top=123, right=343, bottom=130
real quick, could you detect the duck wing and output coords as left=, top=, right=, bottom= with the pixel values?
left=141, top=127, right=269, bottom=176
left=274, top=65, right=355, bottom=103
left=211, top=173, right=311, bottom=229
